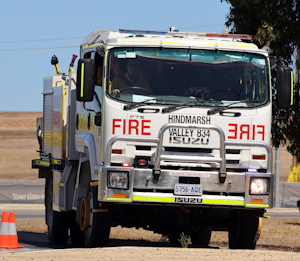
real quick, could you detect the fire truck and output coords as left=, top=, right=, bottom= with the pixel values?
left=32, top=28, right=293, bottom=249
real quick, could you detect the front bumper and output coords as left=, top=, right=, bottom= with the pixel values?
left=99, top=167, right=273, bottom=208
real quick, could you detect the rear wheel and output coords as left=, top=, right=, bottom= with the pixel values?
left=228, top=209, right=259, bottom=249
left=69, top=212, right=84, bottom=246
left=81, top=186, right=111, bottom=247
left=46, top=179, right=68, bottom=245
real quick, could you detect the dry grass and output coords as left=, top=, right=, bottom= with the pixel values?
left=15, top=217, right=300, bottom=251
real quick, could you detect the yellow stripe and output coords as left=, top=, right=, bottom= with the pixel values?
left=33, top=160, right=50, bottom=167
left=107, top=197, right=131, bottom=201
left=291, top=71, right=294, bottom=105
left=202, top=199, right=244, bottom=205
left=90, top=181, right=98, bottom=186
left=61, top=87, right=67, bottom=158
left=51, top=159, right=62, bottom=164
left=52, top=130, right=62, bottom=146
left=246, top=203, right=269, bottom=208
left=53, top=181, right=59, bottom=196
left=83, top=43, right=106, bottom=50
left=101, top=51, right=108, bottom=162
left=133, top=196, right=175, bottom=202
left=43, top=131, right=62, bottom=146
left=81, top=63, right=84, bottom=97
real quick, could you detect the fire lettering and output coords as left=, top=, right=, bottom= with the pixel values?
left=228, top=124, right=237, bottom=139
left=112, top=119, right=151, bottom=136
left=112, top=119, right=121, bottom=134
left=129, top=120, right=139, bottom=135
left=228, top=124, right=265, bottom=141
left=240, top=124, right=250, bottom=140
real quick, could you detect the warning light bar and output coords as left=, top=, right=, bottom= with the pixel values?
left=119, top=29, right=167, bottom=35
left=206, top=33, right=252, bottom=40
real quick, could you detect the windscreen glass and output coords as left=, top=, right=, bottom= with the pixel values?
left=106, top=48, right=269, bottom=108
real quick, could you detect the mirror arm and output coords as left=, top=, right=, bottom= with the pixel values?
left=274, top=109, right=289, bottom=121
left=83, top=102, right=102, bottom=127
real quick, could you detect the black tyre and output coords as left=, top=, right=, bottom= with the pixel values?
left=83, top=186, right=111, bottom=247
left=190, top=227, right=212, bottom=246
left=46, top=179, right=68, bottom=245
left=69, top=212, right=84, bottom=246
left=228, top=209, right=259, bottom=249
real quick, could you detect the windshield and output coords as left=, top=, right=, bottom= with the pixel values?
left=107, top=48, right=269, bottom=108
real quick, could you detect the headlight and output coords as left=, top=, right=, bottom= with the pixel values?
left=108, top=171, right=129, bottom=189
left=250, top=178, right=269, bottom=195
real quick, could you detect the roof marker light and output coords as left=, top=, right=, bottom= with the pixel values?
left=206, top=33, right=252, bottom=40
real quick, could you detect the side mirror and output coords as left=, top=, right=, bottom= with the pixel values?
left=76, top=58, right=96, bottom=102
left=276, top=66, right=293, bottom=109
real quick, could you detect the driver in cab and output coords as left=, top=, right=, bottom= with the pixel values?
left=111, top=59, right=152, bottom=95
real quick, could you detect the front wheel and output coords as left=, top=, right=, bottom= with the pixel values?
left=228, top=209, right=259, bottom=249
left=81, top=186, right=111, bottom=247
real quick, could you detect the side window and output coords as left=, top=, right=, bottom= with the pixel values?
left=95, top=53, right=104, bottom=86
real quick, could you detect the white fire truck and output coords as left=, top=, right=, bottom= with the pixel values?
left=32, top=28, right=293, bottom=249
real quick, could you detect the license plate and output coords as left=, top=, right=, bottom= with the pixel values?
left=174, top=184, right=203, bottom=196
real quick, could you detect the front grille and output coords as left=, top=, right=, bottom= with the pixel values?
left=226, top=149, right=241, bottom=154
left=165, top=147, right=212, bottom=153
left=136, top=146, right=151, bottom=151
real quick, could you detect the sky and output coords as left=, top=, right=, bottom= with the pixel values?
left=0, top=0, right=231, bottom=111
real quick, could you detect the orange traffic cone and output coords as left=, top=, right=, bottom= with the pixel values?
left=8, top=212, right=23, bottom=249
left=0, top=211, right=16, bottom=249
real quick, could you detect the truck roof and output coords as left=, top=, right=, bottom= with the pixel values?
left=81, top=29, right=267, bottom=55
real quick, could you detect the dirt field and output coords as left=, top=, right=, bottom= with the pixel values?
left=1, top=111, right=300, bottom=260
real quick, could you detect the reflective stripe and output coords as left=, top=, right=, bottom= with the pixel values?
left=90, top=181, right=98, bottom=186
left=51, top=159, right=62, bottom=165
left=202, top=199, right=244, bottom=205
left=83, top=43, right=105, bottom=50
left=133, top=196, right=175, bottom=203
left=291, top=71, right=294, bottom=105
left=107, top=197, right=131, bottom=201
left=53, top=181, right=59, bottom=196
left=33, top=160, right=50, bottom=167
left=81, top=63, right=84, bottom=97
left=246, top=203, right=269, bottom=208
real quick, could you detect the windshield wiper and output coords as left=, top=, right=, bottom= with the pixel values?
left=162, top=100, right=204, bottom=113
left=207, top=100, right=248, bottom=115
left=124, top=98, right=177, bottom=111
left=123, top=98, right=157, bottom=111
